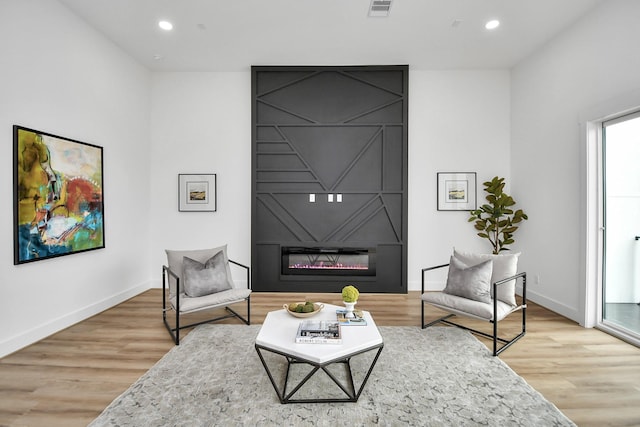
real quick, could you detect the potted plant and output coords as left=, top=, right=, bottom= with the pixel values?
left=341, top=285, right=359, bottom=318
left=468, top=176, right=528, bottom=254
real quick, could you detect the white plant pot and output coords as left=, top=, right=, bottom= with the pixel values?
left=343, top=301, right=357, bottom=318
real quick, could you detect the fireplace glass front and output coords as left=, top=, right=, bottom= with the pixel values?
left=281, top=247, right=376, bottom=276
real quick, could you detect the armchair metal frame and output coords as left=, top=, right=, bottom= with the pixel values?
left=421, top=264, right=527, bottom=356
left=162, top=259, right=251, bottom=345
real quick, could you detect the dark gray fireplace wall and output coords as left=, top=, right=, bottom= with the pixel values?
left=251, top=65, right=408, bottom=293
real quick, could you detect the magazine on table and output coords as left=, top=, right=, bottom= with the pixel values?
left=295, top=320, right=342, bottom=344
left=336, top=309, right=367, bottom=325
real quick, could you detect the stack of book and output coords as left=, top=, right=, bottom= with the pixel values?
left=295, top=320, right=342, bottom=344
left=336, top=309, right=367, bottom=325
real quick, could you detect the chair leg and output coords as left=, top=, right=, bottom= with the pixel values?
left=162, top=267, right=180, bottom=345
left=162, top=311, right=179, bottom=345
left=421, top=300, right=526, bottom=356
left=224, top=296, right=251, bottom=325
left=493, top=315, right=498, bottom=356
left=422, top=299, right=456, bottom=329
left=492, top=305, right=526, bottom=356
left=165, top=297, right=252, bottom=345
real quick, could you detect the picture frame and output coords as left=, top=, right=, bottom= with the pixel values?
left=437, top=172, right=477, bottom=211
left=13, top=125, right=105, bottom=265
left=179, top=174, right=217, bottom=212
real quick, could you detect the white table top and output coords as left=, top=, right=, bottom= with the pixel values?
left=255, top=303, right=383, bottom=365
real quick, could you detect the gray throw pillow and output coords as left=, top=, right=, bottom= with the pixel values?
left=165, top=245, right=234, bottom=296
left=453, top=249, right=520, bottom=306
left=443, top=256, right=493, bottom=304
left=183, top=252, right=232, bottom=297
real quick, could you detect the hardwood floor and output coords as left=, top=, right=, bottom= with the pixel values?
left=1, top=289, right=639, bottom=427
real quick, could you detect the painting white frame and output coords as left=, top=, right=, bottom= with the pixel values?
left=437, top=172, right=476, bottom=211
left=178, top=174, right=217, bottom=212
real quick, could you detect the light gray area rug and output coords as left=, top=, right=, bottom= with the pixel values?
left=90, top=325, right=574, bottom=426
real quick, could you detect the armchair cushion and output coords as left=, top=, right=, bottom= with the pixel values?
left=182, top=252, right=232, bottom=297
left=443, top=256, right=493, bottom=304
left=453, top=249, right=520, bottom=306
left=422, top=291, right=520, bottom=322
left=171, top=288, right=252, bottom=314
left=165, top=245, right=234, bottom=296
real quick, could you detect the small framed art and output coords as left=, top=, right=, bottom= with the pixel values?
left=437, top=172, right=476, bottom=211
left=178, top=174, right=217, bottom=212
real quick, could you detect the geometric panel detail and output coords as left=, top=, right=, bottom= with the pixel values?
left=280, top=126, right=381, bottom=190
left=260, top=71, right=401, bottom=124
left=252, top=65, right=408, bottom=293
left=347, top=100, right=404, bottom=124
left=257, top=102, right=312, bottom=125
left=335, top=131, right=383, bottom=192
left=342, top=207, right=400, bottom=243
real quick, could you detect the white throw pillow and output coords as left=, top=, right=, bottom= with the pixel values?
left=453, top=249, right=520, bottom=306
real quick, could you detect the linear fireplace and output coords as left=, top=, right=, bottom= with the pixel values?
left=281, top=247, right=376, bottom=277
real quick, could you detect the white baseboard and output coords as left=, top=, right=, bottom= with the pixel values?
left=409, top=280, right=444, bottom=292
left=519, top=286, right=580, bottom=324
left=414, top=281, right=581, bottom=325
left=0, top=282, right=151, bottom=358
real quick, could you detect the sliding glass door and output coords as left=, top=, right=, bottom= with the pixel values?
left=601, top=112, right=640, bottom=340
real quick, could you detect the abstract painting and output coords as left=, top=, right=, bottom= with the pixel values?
left=13, top=126, right=104, bottom=264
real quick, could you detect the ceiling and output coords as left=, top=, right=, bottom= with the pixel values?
left=58, top=0, right=605, bottom=72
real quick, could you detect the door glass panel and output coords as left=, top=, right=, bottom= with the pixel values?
left=602, top=112, right=640, bottom=336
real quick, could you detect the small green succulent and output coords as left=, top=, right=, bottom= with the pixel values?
left=341, top=285, right=359, bottom=303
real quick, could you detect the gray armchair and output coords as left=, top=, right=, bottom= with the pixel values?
left=162, top=244, right=251, bottom=344
left=421, top=249, right=526, bottom=356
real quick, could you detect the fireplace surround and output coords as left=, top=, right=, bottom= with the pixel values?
left=251, top=65, right=408, bottom=293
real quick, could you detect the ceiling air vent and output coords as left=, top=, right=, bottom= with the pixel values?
left=368, top=0, right=393, bottom=17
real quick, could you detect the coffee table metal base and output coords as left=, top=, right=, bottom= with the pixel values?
left=255, top=343, right=384, bottom=404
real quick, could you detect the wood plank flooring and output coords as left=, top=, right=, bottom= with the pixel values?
left=1, top=289, right=639, bottom=427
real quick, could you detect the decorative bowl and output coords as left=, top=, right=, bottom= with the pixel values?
left=283, top=302, right=324, bottom=318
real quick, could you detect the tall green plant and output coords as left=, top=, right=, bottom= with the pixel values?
left=468, top=176, right=528, bottom=254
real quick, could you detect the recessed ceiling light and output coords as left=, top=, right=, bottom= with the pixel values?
left=158, top=20, right=173, bottom=31
left=485, top=19, right=500, bottom=30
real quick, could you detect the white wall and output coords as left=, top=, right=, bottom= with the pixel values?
left=148, top=70, right=512, bottom=291
left=0, top=0, right=151, bottom=357
left=408, top=70, right=512, bottom=289
left=511, top=0, right=640, bottom=322
left=149, top=72, right=252, bottom=280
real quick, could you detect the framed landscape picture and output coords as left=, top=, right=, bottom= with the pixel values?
left=437, top=172, right=476, bottom=211
left=13, top=125, right=105, bottom=264
left=179, top=174, right=217, bottom=212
